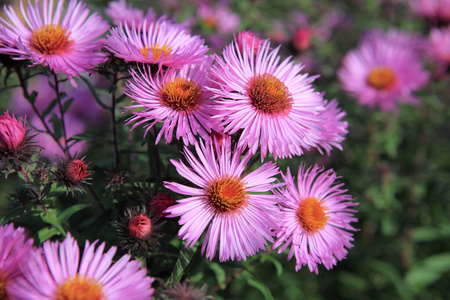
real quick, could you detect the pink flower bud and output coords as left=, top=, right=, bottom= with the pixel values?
left=0, top=112, right=26, bottom=152
left=65, top=159, right=91, bottom=183
left=128, top=214, right=152, bottom=239
left=292, top=27, right=312, bottom=52
left=236, top=31, right=262, bottom=55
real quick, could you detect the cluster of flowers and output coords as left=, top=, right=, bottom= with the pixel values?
left=338, top=0, right=450, bottom=113
left=1, top=0, right=359, bottom=297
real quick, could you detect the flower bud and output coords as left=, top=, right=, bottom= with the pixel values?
left=150, top=192, right=174, bottom=217
left=291, top=27, right=311, bottom=52
left=0, top=112, right=26, bottom=153
left=128, top=214, right=152, bottom=239
left=65, top=159, right=90, bottom=183
left=235, top=31, right=262, bottom=55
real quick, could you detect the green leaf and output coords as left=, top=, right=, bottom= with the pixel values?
left=166, top=243, right=197, bottom=284
left=49, top=114, right=62, bottom=139
left=245, top=276, right=274, bottom=300
left=80, top=76, right=110, bottom=109
left=40, top=209, right=66, bottom=236
left=209, top=262, right=227, bottom=290
left=62, top=97, right=74, bottom=113
left=28, top=90, right=38, bottom=104
left=42, top=99, right=58, bottom=118
left=405, top=253, right=450, bottom=294
left=261, top=254, right=283, bottom=277
left=57, top=204, right=90, bottom=223
left=38, top=226, right=61, bottom=243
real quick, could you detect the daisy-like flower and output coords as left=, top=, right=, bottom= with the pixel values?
left=105, top=0, right=171, bottom=28
left=430, top=26, right=450, bottom=64
left=272, top=164, right=358, bottom=274
left=164, top=137, right=283, bottom=262
left=0, top=223, right=34, bottom=300
left=0, top=0, right=110, bottom=81
left=209, top=38, right=326, bottom=160
left=9, top=233, right=154, bottom=299
left=317, top=98, right=348, bottom=155
left=125, top=57, right=221, bottom=146
left=338, top=29, right=429, bottom=113
left=105, top=18, right=208, bottom=68
left=410, top=0, right=450, bottom=26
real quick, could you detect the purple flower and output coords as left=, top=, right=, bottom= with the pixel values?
left=272, top=164, right=358, bottom=274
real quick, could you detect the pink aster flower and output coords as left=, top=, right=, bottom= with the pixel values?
left=430, top=26, right=450, bottom=64
left=410, top=0, right=450, bottom=26
left=338, top=29, right=429, bottom=113
left=197, top=1, right=240, bottom=34
left=105, top=19, right=208, bottom=68
left=0, top=223, right=34, bottom=300
left=105, top=0, right=170, bottom=28
left=9, top=233, right=154, bottom=299
left=317, top=98, right=348, bottom=155
left=272, top=164, right=358, bottom=274
left=209, top=38, right=326, bottom=160
left=125, top=57, right=221, bottom=146
left=0, top=0, right=110, bottom=81
left=164, top=137, right=283, bottom=262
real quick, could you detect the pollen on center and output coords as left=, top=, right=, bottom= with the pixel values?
left=160, top=78, right=203, bottom=112
left=297, top=196, right=329, bottom=233
left=247, top=73, right=293, bottom=115
left=366, top=66, right=397, bottom=91
left=206, top=175, right=247, bottom=213
left=141, top=44, right=172, bottom=61
left=55, top=275, right=104, bottom=300
left=30, top=24, right=71, bottom=55
left=0, top=270, right=9, bottom=300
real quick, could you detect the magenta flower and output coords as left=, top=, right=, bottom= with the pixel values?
left=197, top=1, right=240, bottom=34
left=430, top=26, right=450, bottom=64
left=9, top=233, right=154, bottom=300
left=0, top=0, right=109, bottom=81
left=125, top=58, right=221, bottom=146
left=0, top=111, right=26, bottom=153
left=410, top=0, right=450, bottom=26
left=209, top=38, right=326, bottom=160
left=317, top=99, right=348, bottom=155
left=105, top=0, right=170, bottom=28
left=0, top=224, right=34, bottom=300
left=338, top=29, right=429, bottom=113
left=272, top=164, right=358, bottom=274
left=164, top=137, right=283, bottom=262
left=105, top=19, right=208, bottom=68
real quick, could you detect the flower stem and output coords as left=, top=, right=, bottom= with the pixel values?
left=111, top=72, right=120, bottom=167
left=53, top=73, right=69, bottom=157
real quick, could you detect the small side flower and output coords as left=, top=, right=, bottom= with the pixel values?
left=53, top=156, right=92, bottom=194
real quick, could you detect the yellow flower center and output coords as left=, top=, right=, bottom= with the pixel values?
left=297, top=197, right=329, bottom=233
left=55, top=275, right=104, bottom=300
left=206, top=175, right=247, bottom=213
left=0, top=270, right=10, bottom=300
left=366, top=66, right=397, bottom=90
left=30, top=24, right=71, bottom=55
left=248, top=73, right=293, bottom=115
left=160, top=78, right=203, bottom=112
left=140, top=44, right=172, bottom=61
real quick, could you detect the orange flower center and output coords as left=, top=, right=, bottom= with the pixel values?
left=55, top=275, right=104, bottom=300
left=366, top=66, right=397, bottom=90
left=30, top=24, right=71, bottom=55
left=297, top=197, right=329, bottom=233
left=128, top=214, right=152, bottom=239
left=140, top=44, right=172, bottom=61
left=206, top=175, right=247, bottom=213
left=0, top=270, right=9, bottom=300
left=248, top=73, right=293, bottom=115
left=160, top=78, right=203, bottom=112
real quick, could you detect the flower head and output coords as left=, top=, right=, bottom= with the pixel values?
left=105, top=0, right=164, bottom=27
left=235, top=30, right=263, bottom=55
left=157, top=280, right=214, bottom=300
left=150, top=192, right=175, bottom=218
left=317, top=98, right=348, bottom=155
left=54, top=156, right=92, bottom=194
left=338, top=29, right=429, bottom=113
left=112, top=205, right=165, bottom=253
left=410, top=0, right=450, bottom=27
left=209, top=38, right=326, bottom=160
left=430, top=26, right=450, bottom=64
left=164, top=137, right=283, bottom=262
left=105, top=19, right=208, bottom=68
left=272, top=164, right=358, bottom=274
left=0, top=223, right=34, bottom=300
left=8, top=233, right=154, bottom=299
left=125, top=57, right=221, bottom=146
left=0, top=0, right=110, bottom=81
left=0, top=111, right=26, bottom=152
left=197, top=1, right=240, bottom=34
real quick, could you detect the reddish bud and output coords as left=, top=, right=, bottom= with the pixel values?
left=150, top=192, right=174, bottom=217
left=65, top=159, right=91, bottom=183
left=128, top=214, right=152, bottom=239
left=292, top=27, right=312, bottom=52
left=0, top=112, right=26, bottom=152
left=235, top=31, right=262, bottom=55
